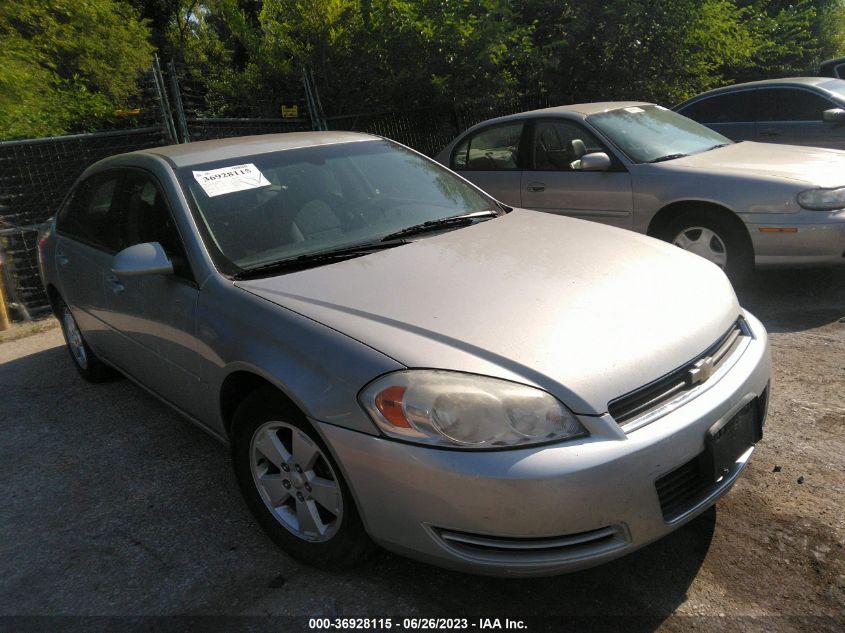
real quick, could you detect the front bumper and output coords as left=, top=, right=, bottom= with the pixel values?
left=319, top=311, right=771, bottom=577
left=744, top=209, right=845, bottom=267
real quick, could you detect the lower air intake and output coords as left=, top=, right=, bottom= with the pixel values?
left=432, top=525, right=628, bottom=564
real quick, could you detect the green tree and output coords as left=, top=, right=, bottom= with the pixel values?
left=0, top=0, right=154, bottom=139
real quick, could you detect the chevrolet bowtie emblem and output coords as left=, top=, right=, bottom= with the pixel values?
left=687, top=357, right=715, bottom=386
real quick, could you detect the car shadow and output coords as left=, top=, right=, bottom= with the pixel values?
left=735, top=267, right=845, bottom=333
left=358, top=508, right=716, bottom=630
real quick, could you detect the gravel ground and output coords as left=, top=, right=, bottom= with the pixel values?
left=0, top=267, right=843, bottom=633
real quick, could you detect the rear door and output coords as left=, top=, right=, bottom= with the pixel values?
left=520, top=119, right=633, bottom=229
left=755, top=87, right=845, bottom=149
left=448, top=121, right=526, bottom=206
left=53, top=171, right=125, bottom=357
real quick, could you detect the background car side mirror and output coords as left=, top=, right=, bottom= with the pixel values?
left=577, top=152, right=612, bottom=172
left=112, top=242, right=174, bottom=277
left=823, top=108, right=845, bottom=123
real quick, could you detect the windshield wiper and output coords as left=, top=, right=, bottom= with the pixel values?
left=648, top=153, right=688, bottom=163
left=232, top=239, right=406, bottom=279
left=704, top=143, right=732, bottom=152
left=379, top=209, right=500, bottom=242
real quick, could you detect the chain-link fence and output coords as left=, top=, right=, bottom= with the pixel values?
left=325, top=94, right=556, bottom=157
left=170, top=63, right=312, bottom=142
left=0, top=55, right=559, bottom=319
left=0, top=127, right=171, bottom=316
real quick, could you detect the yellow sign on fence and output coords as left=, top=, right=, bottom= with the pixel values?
left=281, top=105, right=299, bottom=119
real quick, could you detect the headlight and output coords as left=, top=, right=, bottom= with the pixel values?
left=797, top=186, right=845, bottom=210
left=359, top=370, right=587, bottom=448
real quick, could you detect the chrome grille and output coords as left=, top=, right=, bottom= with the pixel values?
left=608, top=318, right=749, bottom=427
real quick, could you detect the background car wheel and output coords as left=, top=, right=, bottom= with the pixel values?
left=660, top=209, right=753, bottom=282
left=231, top=386, right=371, bottom=569
left=58, top=300, right=119, bottom=382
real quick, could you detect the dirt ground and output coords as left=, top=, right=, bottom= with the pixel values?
left=0, top=267, right=843, bottom=633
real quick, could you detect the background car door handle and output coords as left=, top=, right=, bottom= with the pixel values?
left=56, top=251, right=69, bottom=266
left=760, top=129, right=780, bottom=137
left=106, top=275, right=125, bottom=294
left=527, top=183, right=546, bottom=192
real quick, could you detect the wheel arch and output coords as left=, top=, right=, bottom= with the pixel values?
left=220, top=369, right=308, bottom=439
left=45, top=283, right=61, bottom=318
left=222, top=368, right=376, bottom=541
left=647, top=200, right=751, bottom=246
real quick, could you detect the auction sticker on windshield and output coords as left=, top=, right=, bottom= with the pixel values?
left=192, top=163, right=270, bottom=197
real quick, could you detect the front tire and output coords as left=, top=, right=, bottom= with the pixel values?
left=231, top=387, right=371, bottom=569
left=660, top=209, right=753, bottom=282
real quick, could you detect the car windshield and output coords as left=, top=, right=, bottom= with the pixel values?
left=588, top=105, right=732, bottom=164
left=178, top=140, right=496, bottom=273
left=819, top=78, right=845, bottom=100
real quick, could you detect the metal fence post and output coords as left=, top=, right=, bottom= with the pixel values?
left=152, top=54, right=178, bottom=144
left=302, top=67, right=328, bottom=131
left=168, top=60, right=191, bottom=143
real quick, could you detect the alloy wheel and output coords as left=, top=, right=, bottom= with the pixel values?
left=62, top=307, right=88, bottom=370
left=672, top=226, right=728, bottom=269
left=249, top=421, right=343, bottom=542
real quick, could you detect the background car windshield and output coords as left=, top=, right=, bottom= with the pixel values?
left=819, top=78, right=845, bottom=100
left=588, top=105, right=731, bottom=163
left=179, top=140, right=493, bottom=271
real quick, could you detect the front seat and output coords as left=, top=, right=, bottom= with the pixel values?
left=291, top=199, right=344, bottom=244
left=568, top=139, right=588, bottom=170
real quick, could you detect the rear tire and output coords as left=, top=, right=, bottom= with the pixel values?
left=659, top=209, right=753, bottom=282
left=231, top=386, right=371, bottom=569
left=58, top=300, right=119, bottom=383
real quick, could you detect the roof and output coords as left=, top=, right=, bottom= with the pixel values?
left=691, top=76, right=842, bottom=96
left=455, top=102, right=655, bottom=134
left=133, top=131, right=381, bottom=167
left=491, top=101, right=653, bottom=121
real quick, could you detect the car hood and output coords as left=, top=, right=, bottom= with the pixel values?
left=660, top=141, right=845, bottom=187
left=236, top=211, right=740, bottom=415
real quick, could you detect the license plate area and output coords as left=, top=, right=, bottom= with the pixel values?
left=705, top=400, right=762, bottom=482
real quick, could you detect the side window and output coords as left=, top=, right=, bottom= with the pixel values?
left=452, top=122, right=524, bottom=171
left=680, top=91, right=755, bottom=124
left=532, top=121, right=605, bottom=171
left=56, top=173, right=123, bottom=251
left=757, top=88, right=835, bottom=122
left=121, top=172, right=193, bottom=281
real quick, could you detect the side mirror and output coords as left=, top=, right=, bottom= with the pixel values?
left=823, top=108, right=845, bottom=123
left=112, top=242, right=173, bottom=277
left=577, top=152, right=612, bottom=172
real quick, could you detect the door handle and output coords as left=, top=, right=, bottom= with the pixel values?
left=106, top=274, right=125, bottom=294
left=760, top=129, right=780, bottom=137
left=527, top=183, right=546, bottom=192
left=56, top=251, right=69, bottom=266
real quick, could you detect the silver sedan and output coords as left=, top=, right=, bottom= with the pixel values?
left=436, top=103, right=845, bottom=279
left=39, top=133, right=770, bottom=576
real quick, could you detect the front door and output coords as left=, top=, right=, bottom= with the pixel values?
left=520, top=119, right=634, bottom=229
left=755, top=88, right=845, bottom=150
left=100, top=170, right=205, bottom=420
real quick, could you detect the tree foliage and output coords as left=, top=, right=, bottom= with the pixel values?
left=170, top=0, right=844, bottom=115
left=0, top=0, right=154, bottom=139
left=2, top=0, right=844, bottom=138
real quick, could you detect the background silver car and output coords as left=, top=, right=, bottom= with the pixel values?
left=675, top=77, right=845, bottom=149
left=436, top=102, right=845, bottom=279
left=39, top=133, right=770, bottom=576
